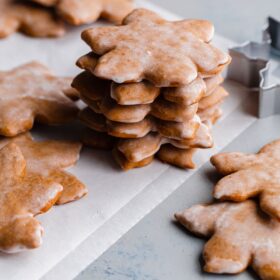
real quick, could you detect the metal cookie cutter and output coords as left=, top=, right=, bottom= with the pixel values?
left=227, top=16, right=280, bottom=118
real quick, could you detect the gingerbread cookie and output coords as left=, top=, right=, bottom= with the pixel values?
left=117, top=123, right=212, bottom=163
left=152, top=116, right=200, bottom=141
left=76, top=54, right=209, bottom=106
left=171, top=122, right=213, bottom=149
left=81, top=9, right=231, bottom=86
left=211, top=139, right=280, bottom=219
left=79, top=107, right=201, bottom=140
left=0, top=1, right=65, bottom=38
left=203, top=108, right=222, bottom=126
left=162, top=76, right=206, bottom=106
left=0, top=143, right=62, bottom=253
left=0, top=133, right=87, bottom=205
left=81, top=94, right=199, bottom=123
left=175, top=200, right=280, bottom=280
left=113, top=145, right=196, bottom=170
left=198, top=102, right=223, bottom=123
left=111, top=81, right=160, bottom=106
left=31, top=0, right=134, bottom=25
left=198, top=86, right=228, bottom=110
left=76, top=53, right=225, bottom=107
left=83, top=128, right=116, bottom=150
left=0, top=62, right=79, bottom=137
left=106, top=117, right=154, bottom=139
left=157, top=145, right=196, bottom=169
left=113, top=147, right=153, bottom=170
left=72, top=71, right=110, bottom=103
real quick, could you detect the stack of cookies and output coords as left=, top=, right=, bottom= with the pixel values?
left=72, top=9, right=231, bottom=170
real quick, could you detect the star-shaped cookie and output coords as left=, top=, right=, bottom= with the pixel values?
left=0, top=143, right=63, bottom=253
left=76, top=52, right=225, bottom=106
left=31, top=0, right=134, bottom=25
left=0, top=1, right=65, bottom=38
left=175, top=200, right=280, bottom=280
left=81, top=9, right=230, bottom=87
left=211, top=139, right=280, bottom=219
left=0, top=62, right=79, bottom=137
left=0, top=133, right=87, bottom=205
left=117, top=122, right=213, bottom=163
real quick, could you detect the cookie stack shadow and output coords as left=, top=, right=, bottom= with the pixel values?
left=72, top=9, right=231, bottom=170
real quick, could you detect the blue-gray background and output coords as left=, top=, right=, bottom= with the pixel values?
left=151, top=0, right=280, bottom=43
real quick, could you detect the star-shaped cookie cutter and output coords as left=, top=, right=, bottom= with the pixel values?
left=227, top=17, right=280, bottom=118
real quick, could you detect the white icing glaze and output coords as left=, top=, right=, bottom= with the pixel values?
left=83, top=9, right=230, bottom=86
left=212, top=140, right=280, bottom=219
left=0, top=62, right=72, bottom=103
left=0, top=62, right=78, bottom=136
left=176, top=201, right=280, bottom=276
left=117, top=122, right=212, bottom=162
left=0, top=144, right=63, bottom=253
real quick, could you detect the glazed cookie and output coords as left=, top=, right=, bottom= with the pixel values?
left=0, top=133, right=87, bottom=205
left=31, top=0, right=134, bottom=25
left=0, top=62, right=79, bottom=137
left=162, top=76, right=207, bottom=106
left=0, top=143, right=62, bottom=253
left=83, top=128, right=116, bottom=150
left=114, top=145, right=196, bottom=170
left=0, top=1, right=65, bottom=38
left=111, top=80, right=160, bottom=106
left=198, top=86, right=228, bottom=110
left=113, top=147, right=154, bottom=170
left=157, top=144, right=196, bottom=169
left=175, top=200, right=280, bottom=280
left=211, top=139, right=280, bottom=219
left=81, top=94, right=199, bottom=123
left=203, top=108, right=222, bottom=126
left=72, top=71, right=110, bottom=103
left=76, top=53, right=224, bottom=106
left=198, top=102, right=223, bottom=123
left=117, top=123, right=212, bottom=163
left=79, top=107, right=201, bottom=140
left=81, top=9, right=231, bottom=86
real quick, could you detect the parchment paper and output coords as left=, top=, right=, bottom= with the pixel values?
left=0, top=1, right=260, bottom=279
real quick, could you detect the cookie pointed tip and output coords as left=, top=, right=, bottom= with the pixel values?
left=81, top=28, right=93, bottom=43
left=213, top=191, right=222, bottom=200
left=174, top=211, right=185, bottom=223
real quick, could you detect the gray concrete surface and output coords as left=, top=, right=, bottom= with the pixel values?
left=150, top=0, right=280, bottom=43
left=76, top=114, right=280, bottom=280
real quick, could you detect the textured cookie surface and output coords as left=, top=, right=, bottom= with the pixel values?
left=80, top=93, right=199, bottom=123
left=81, top=9, right=230, bottom=86
left=0, top=1, right=65, bottom=38
left=79, top=107, right=201, bottom=140
left=175, top=200, right=280, bottom=280
left=0, top=62, right=79, bottom=137
left=0, top=143, right=62, bottom=253
left=31, top=0, right=134, bottom=24
left=157, top=145, right=196, bottom=169
left=211, top=139, right=280, bottom=219
left=75, top=54, right=224, bottom=106
left=0, top=133, right=87, bottom=205
left=117, top=123, right=212, bottom=163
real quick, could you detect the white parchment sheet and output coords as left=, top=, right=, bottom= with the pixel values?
left=0, top=1, right=261, bottom=279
